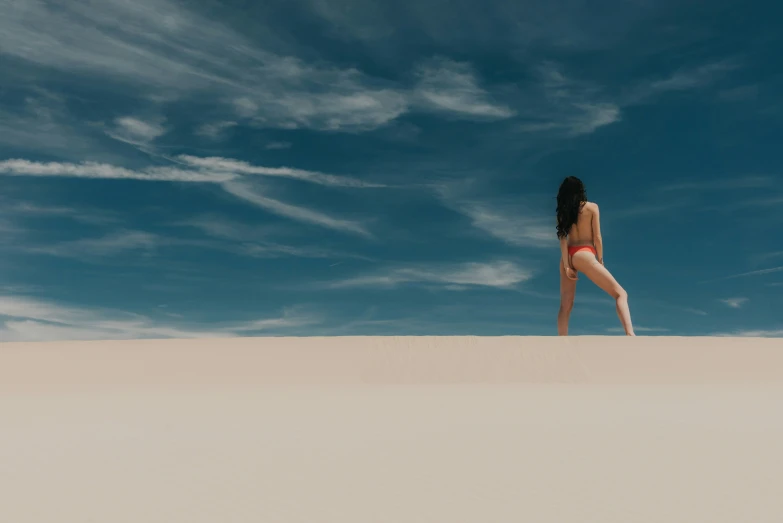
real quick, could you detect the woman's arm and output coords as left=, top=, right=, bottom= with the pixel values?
left=560, top=237, right=577, bottom=280
left=560, top=236, right=571, bottom=270
left=591, top=203, right=603, bottom=264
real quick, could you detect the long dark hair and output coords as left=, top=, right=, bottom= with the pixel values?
left=556, top=176, right=587, bottom=239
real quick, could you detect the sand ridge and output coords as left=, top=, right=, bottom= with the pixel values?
left=1, top=335, right=782, bottom=388
left=2, top=336, right=782, bottom=522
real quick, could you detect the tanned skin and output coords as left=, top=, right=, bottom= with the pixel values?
left=558, top=201, right=635, bottom=336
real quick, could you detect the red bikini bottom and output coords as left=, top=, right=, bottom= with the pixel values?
left=567, top=245, right=596, bottom=257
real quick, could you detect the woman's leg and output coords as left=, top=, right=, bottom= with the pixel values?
left=558, top=259, right=577, bottom=336
left=571, top=252, right=635, bottom=336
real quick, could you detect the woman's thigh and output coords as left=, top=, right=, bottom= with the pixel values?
left=571, top=251, right=623, bottom=297
left=560, top=259, right=577, bottom=305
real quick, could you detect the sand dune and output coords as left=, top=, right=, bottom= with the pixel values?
left=2, top=335, right=783, bottom=387
left=2, top=336, right=782, bottom=522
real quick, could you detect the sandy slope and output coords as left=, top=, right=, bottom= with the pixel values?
left=2, top=335, right=783, bottom=387
left=1, top=336, right=782, bottom=522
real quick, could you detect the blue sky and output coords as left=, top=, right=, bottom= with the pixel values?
left=1, top=0, right=782, bottom=341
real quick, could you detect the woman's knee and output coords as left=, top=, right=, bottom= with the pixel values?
left=612, top=286, right=627, bottom=301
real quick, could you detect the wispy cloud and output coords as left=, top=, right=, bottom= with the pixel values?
left=517, top=104, right=620, bottom=136
left=26, top=230, right=159, bottom=259
left=245, top=87, right=410, bottom=132
left=413, top=58, right=515, bottom=119
left=658, top=175, right=774, bottom=192
left=176, top=215, right=372, bottom=260
left=221, top=180, right=372, bottom=237
left=0, top=199, right=120, bottom=226
left=516, top=62, right=621, bottom=137
left=1, top=156, right=382, bottom=188
left=716, top=84, right=759, bottom=103
left=758, top=251, right=783, bottom=262
left=229, top=308, right=321, bottom=333
left=327, top=260, right=532, bottom=290
left=0, top=159, right=232, bottom=183
left=1, top=1, right=535, bottom=135
left=0, top=0, right=239, bottom=89
left=0, top=0, right=412, bottom=132
left=720, top=297, right=748, bottom=309
left=606, top=326, right=669, bottom=333
left=627, top=60, right=739, bottom=103
left=515, top=59, right=737, bottom=138
left=11, top=228, right=245, bottom=263
left=0, top=92, right=105, bottom=158
left=0, top=0, right=742, bottom=145
left=437, top=183, right=554, bottom=247
left=652, top=175, right=780, bottom=218
left=195, top=121, right=238, bottom=140
left=711, top=328, right=783, bottom=338
left=177, top=155, right=384, bottom=188
left=0, top=219, right=23, bottom=237
left=0, top=294, right=320, bottom=342
left=641, top=298, right=709, bottom=317
left=701, top=266, right=783, bottom=283
left=305, top=0, right=659, bottom=52
left=106, top=116, right=167, bottom=146
left=174, top=215, right=281, bottom=243
left=13, top=218, right=362, bottom=263
left=709, top=194, right=783, bottom=213
left=1, top=157, right=378, bottom=236
left=457, top=201, right=553, bottom=247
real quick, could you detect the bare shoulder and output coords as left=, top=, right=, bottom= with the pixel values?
left=584, top=201, right=599, bottom=213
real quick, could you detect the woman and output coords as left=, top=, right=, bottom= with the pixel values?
left=556, top=176, right=635, bottom=336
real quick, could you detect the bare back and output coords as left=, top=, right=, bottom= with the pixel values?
left=565, top=201, right=598, bottom=246
left=557, top=199, right=633, bottom=335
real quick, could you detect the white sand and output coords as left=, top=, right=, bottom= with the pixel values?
left=1, top=336, right=782, bottom=522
